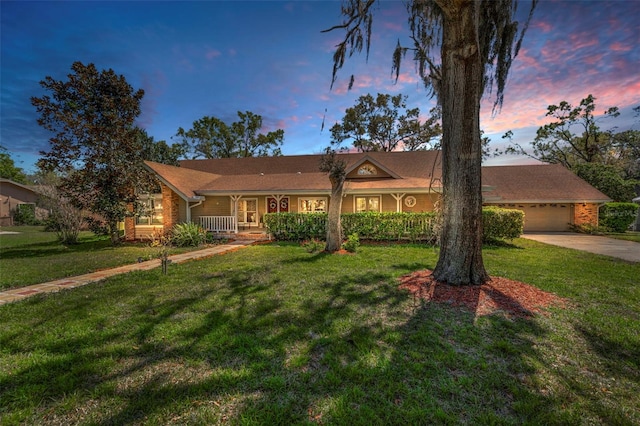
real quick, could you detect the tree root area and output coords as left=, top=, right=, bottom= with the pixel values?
left=398, top=270, right=567, bottom=318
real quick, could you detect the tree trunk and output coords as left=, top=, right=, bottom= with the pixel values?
left=432, top=1, right=489, bottom=285
left=325, top=176, right=345, bottom=252
left=109, top=220, right=121, bottom=245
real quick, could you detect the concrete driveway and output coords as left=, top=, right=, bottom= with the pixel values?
left=521, top=232, right=640, bottom=263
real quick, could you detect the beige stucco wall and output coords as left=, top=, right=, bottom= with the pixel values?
left=187, top=193, right=440, bottom=221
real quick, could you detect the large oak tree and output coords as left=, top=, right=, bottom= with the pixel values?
left=32, top=61, right=146, bottom=245
left=330, top=93, right=442, bottom=152
left=326, top=0, right=536, bottom=285
left=175, top=111, right=284, bottom=159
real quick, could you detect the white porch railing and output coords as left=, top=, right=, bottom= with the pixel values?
left=199, top=216, right=236, bottom=233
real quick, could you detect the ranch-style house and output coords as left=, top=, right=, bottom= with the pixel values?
left=125, top=151, right=611, bottom=240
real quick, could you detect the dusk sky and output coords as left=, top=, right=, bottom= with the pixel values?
left=1, top=0, right=639, bottom=173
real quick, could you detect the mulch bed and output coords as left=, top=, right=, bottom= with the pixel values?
left=398, top=270, right=567, bottom=318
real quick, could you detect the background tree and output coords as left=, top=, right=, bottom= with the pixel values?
left=326, top=0, right=536, bottom=285
left=330, top=93, right=442, bottom=151
left=506, top=95, right=640, bottom=201
left=137, top=128, right=186, bottom=166
left=611, top=129, right=640, bottom=183
left=319, top=148, right=347, bottom=253
left=507, top=95, right=620, bottom=168
left=32, top=61, right=145, bottom=245
left=175, top=111, right=284, bottom=159
left=573, top=163, right=637, bottom=202
left=0, top=146, right=27, bottom=183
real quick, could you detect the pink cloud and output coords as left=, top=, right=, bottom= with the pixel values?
left=567, top=32, right=599, bottom=50
left=583, top=53, right=604, bottom=65
left=382, top=21, right=402, bottom=32
left=532, top=20, right=552, bottom=33
left=395, top=72, right=418, bottom=84
left=205, top=49, right=221, bottom=60
left=610, top=41, right=632, bottom=52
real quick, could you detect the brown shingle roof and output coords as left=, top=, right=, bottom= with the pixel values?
left=482, top=164, right=611, bottom=202
left=144, top=161, right=219, bottom=200
left=146, top=153, right=610, bottom=203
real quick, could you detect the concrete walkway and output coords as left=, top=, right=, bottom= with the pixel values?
left=0, top=240, right=258, bottom=305
left=521, top=232, right=640, bottom=263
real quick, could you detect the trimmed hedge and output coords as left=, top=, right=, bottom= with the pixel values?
left=341, top=212, right=437, bottom=242
left=263, top=208, right=523, bottom=243
left=599, top=202, right=639, bottom=232
left=482, top=207, right=524, bottom=241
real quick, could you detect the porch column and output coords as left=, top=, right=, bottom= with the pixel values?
left=230, top=195, right=242, bottom=233
left=391, top=193, right=406, bottom=213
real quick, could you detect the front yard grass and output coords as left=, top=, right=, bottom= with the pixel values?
left=606, top=231, right=640, bottom=243
left=0, top=226, right=200, bottom=290
left=1, top=239, right=638, bottom=424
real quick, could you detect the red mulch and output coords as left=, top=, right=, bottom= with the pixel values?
left=398, top=270, right=567, bottom=318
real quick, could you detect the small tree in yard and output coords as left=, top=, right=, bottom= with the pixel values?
left=319, top=149, right=347, bottom=253
left=32, top=61, right=146, bottom=245
left=38, top=184, right=85, bottom=244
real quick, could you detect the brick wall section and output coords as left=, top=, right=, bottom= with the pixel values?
left=162, top=183, right=181, bottom=230
left=124, top=203, right=136, bottom=241
left=574, top=203, right=600, bottom=227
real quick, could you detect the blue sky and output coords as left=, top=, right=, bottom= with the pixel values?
left=1, top=0, right=639, bottom=173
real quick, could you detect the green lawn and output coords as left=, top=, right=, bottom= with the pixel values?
left=606, top=231, right=640, bottom=243
left=0, top=226, right=198, bottom=290
left=1, top=239, right=638, bottom=424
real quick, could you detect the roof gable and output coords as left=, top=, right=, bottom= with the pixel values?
left=345, top=155, right=400, bottom=179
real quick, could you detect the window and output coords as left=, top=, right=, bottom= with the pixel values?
left=357, top=164, right=377, bottom=175
left=136, top=194, right=163, bottom=225
left=237, top=199, right=258, bottom=224
left=355, top=196, right=381, bottom=212
left=299, top=197, right=327, bottom=213
left=267, top=196, right=289, bottom=213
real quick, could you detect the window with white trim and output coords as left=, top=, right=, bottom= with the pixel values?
left=237, top=198, right=258, bottom=224
left=357, top=164, right=377, bottom=175
left=136, top=194, right=163, bottom=225
left=299, top=197, right=327, bottom=213
left=355, top=196, right=381, bottom=212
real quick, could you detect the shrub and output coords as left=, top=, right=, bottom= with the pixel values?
left=342, top=233, right=360, bottom=253
left=301, top=238, right=324, bottom=253
left=171, top=222, right=207, bottom=247
left=599, top=202, right=639, bottom=232
left=263, top=213, right=327, bottom=241
left=482, top=207, right=524, bottom=241
left=341, top=212, right=437, bottom=242
left=264, top=209, right=522, bottom=243
left=13, top=204, right=40, bottom=225
left=569, top=223, right=606, bottom=235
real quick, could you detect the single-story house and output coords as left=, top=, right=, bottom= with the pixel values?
left=0, top=179, right=49, bottom=226
left=126, top=151, right=611, bottom=239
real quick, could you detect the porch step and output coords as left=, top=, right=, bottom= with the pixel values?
left=211, top=232, right=271, bottom=241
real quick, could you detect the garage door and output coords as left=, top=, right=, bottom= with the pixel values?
left=520, top=204, right=572, bottom=232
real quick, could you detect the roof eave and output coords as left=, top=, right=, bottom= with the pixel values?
left=143, top=163, right=204, bottom=202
